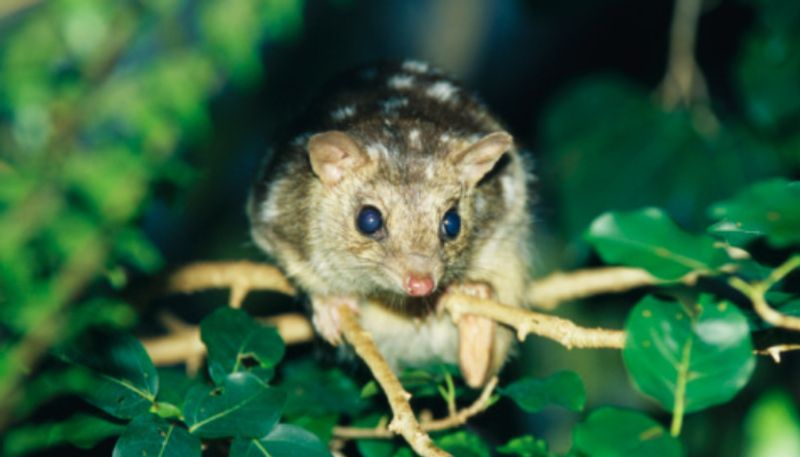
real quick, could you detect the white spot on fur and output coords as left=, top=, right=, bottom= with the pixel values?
left=426, top=81, right=457, bottom=101
left=439, top=133, right=452, bottom=144
left=388, top=74, right=415, bottom=90
left=259, top=197, right=280, bottom=222
left=408, top=129, right=422, bottom=149
left=402, top=60, right=429, bottom=73
left=381, top=97, right=408, bottom=113
left=474, top=194, right=486, bottom=213
left=424, top=163, right=435, bottom=179
left=501, top=175, right=516, bottom=205
left=331, top=105, right=356, bottom=121
left=366, top=142, right=391, bottom=160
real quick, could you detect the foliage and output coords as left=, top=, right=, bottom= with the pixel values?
left=1, top=0, right=799, bottom=456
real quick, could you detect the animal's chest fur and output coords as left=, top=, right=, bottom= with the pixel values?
left=358, top=301, right=459, bottom=371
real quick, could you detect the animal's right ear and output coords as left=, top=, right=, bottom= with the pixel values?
left=307, top=131, right=369, bottom=186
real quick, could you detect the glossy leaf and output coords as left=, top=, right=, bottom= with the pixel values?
left=709, top=179, right=800, bottom=247
left=586, top=208, right=729, bottom=279
left=56, top=332, right=158, bottom=419
left=497, top=435, right=554, bottom=457
left=229, top=424, right=332, bottom=457
left=201, top=307, right=285, bottom=385
left=288, top=413, right=339, bottom=443
left=572, top=408, right=683, bottom=457
left=184, top=372, right=286, bottom=439
left=436, top=431, right=491, bottom=457
left=112, top=413, right=200, bottom=457
left=281, top=359, right=365, bottom=417
left=500, top=371, right=586, bottom=413
left=156, top=368, right=198, bottom=407
left=623, top=295, right=755, bottom=414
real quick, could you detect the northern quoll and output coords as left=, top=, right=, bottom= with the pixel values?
left=248, top=61, right=531, bottom=387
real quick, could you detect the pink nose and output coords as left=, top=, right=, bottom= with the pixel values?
left=405, top=274, right=435, bottom=297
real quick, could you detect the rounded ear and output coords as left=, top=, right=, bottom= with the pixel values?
left=448, top=131, right=513, bottom=186
left=307, top=131, right=369, bottom=186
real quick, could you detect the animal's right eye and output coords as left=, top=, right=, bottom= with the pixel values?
left=356, top=205, right=383, bottom=235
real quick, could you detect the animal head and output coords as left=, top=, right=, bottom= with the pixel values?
left=305, top=127, right=512, bottom=298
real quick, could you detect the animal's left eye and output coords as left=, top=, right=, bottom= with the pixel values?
left=441, top=208, right=461, bottom=240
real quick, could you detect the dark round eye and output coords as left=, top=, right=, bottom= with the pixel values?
left=356, top=205, right=383, bottom=235
left=441, top=208, right=461, bottom=240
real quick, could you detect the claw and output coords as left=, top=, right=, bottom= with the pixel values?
left=311, top=296, right=359, bottom=346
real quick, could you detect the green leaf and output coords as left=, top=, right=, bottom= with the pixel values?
left=64, top=147, right=149, bottom=223
left=112, top=413, right=200, bottom=457
left=113, top=227, right=163, bottom=273
left=156, top=367, right=197, bottom=407
left=500, top=371, right=586, bottom=413
left=776, top=296, right=800, bottom=318
left=184, top=371, right=286, bottom=439
left=744, top=390, right=800, bottom=457
left=572, top=408, right=683, bottom=457
left=709, top=179, right=800, bottom=247
left=436, top=431, right=491, bottom=457
left=497, top=435, right=554, bottom=457
left=229, top=424, right=332, bottom=457
left=3, top=414, right=124, bottom=457
left=57, top=332, right=158, bottom=419
left=201, top=307, right=285, bottom=385
left=623, top=295, right=755, bottom=414
left=355, top=414, right=396, bottom=457
left=393, top=448, right=415, bottom=457
left=398, top=364, right=464, bottom=399
left=736, top=6, right=800, bottom=132
left=542, top=78, right=779, bottom=240
left=288, top=413, right=339, bottom=443
left=281, top=359, right=365, bottom=417
left=586, top=208, right=730, bottom=280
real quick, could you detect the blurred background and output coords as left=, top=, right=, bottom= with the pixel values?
left=1, top=0, right=799, bottom=455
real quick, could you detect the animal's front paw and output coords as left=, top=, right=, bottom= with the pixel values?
left=310, top=295, right=359, bottom=346
left=446, top=281, right=496, bottom=388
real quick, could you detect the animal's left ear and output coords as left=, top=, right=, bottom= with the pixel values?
left=449, top=131, right=513, bottom=186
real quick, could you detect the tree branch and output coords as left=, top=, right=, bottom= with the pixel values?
left=527, top=267, right=662, bottom=310
left=443, top=292, right=625, bottom=349
left=658, top=0, right=719, bottom=134
left=333, top=376, right=498, bottom=439
left=164, top=261, right=295, bottom=307
left=729, top=255, right=800, bottom=332
left=337, top=305, right=450, bottom=457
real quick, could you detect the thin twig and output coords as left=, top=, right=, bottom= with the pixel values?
left=527, top=267, right=662, bottom=310
left=164, top=261, right=295, bottom=307
left=658, top=0, right=720, bottom=135
left=444, top=293, right=625, bottom=349
left=661, top=0, right=705, bottom=107
left=729, top=255, right=800, bottom=332
left=333, top=376, right=499, bottom=440
left=755, top=344, right=800, bottom=364
left=338, top=305, right=450, bottom=457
